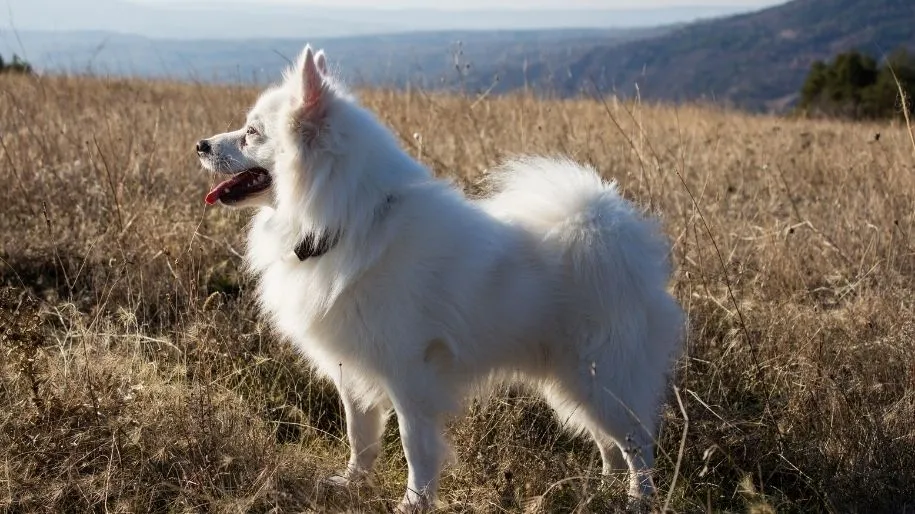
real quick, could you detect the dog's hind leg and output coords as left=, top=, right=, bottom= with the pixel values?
left=592, top=429, right=628, bottom=475
left=548, top=359, right=660, bottom=500
left=542, top=383, right=630, bottom=485
left=586, top=373, right=659, bottom=500
left=585, top=412, right=656, bottom=499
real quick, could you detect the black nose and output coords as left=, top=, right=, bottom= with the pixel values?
left=196, top=139, right=211, bottom=155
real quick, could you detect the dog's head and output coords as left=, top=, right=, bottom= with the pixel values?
left=196, top=47, right=332, bottom=209
left=198, top=43, right=414, bottom=237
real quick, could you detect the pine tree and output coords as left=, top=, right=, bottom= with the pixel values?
left=799, top=47, right=914, bottom=120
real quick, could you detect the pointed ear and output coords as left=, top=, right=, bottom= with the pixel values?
left=315, top=50, right=328, bottom=75
left=293, top=44, right=328, bottom=115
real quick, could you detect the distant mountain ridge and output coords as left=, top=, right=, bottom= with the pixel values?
left=484, top=0, right=915, bottom=111
left=0, top=27, right=673, bottom=89
left=2, top=0, right=911, bottom=112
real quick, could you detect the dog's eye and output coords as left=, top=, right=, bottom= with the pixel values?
left=246, top=126, right=259, bottom=137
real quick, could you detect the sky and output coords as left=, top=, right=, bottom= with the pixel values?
left=134, top=0, right=783, bottom=9
left=0, top=0, right=789, bottom=40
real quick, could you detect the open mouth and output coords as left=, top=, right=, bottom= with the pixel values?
left=205, top=168, right=272, bottom=205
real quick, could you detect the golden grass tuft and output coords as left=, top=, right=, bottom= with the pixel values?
left=2, top=73, right=914, bottom=512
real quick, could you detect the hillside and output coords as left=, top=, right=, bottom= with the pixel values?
left=2, top=73, right=914, bottom=512
left=0, top=27, right=672, bottom=88
left=485, top=0, right=915, bottom=111
left=4, top=1, right=911, bottom=111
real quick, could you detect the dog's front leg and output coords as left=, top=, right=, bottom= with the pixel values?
left=392, top=402, right=447, bottom=512
left=326, top=392, right=389, bottom=486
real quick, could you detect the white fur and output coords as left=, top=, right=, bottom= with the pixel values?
left=198, top=45, right=684, bottom=510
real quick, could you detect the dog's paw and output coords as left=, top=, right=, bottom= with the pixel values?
left=596, top=471, right=629, bottom=492
left=625, top=494, right=656, bottom=514
left=321, top=468, right=373, bottom=489
left=321, top=474, right=353, bottom=488
left=395, top=492, right=434, bottom=513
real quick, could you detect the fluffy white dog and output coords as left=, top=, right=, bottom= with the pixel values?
left=196, top=44, right=684, bottom=510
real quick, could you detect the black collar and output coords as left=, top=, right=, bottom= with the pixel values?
left=294, top=231, right=341, bottom=261
left=293, top=194, right=397, bottom=262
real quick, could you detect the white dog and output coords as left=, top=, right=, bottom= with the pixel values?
left=196, top=44, right=684, bottom=510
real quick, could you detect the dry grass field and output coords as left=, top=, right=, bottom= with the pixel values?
left=1, top=72, right=914, bottom=513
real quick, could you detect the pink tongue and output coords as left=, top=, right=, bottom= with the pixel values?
left=205, top=177, right=236, bottom=205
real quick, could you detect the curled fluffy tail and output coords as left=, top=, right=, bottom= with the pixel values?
left=481, top=156, right=683, bottom=359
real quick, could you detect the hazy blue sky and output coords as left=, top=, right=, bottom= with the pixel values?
left=0, top=0, right=788, bottom=39
left=135, top=0, right=783, bottom=8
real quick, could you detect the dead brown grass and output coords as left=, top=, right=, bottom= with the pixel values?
left=1, top=73, right=914, bottom=513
